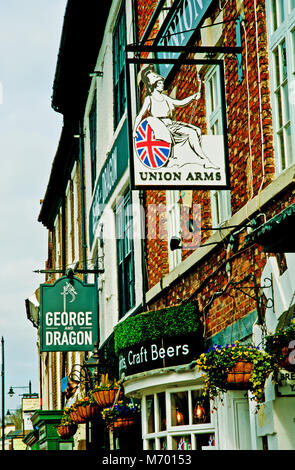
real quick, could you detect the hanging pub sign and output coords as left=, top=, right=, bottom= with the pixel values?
left=126, top=58, right=230, bottom=190
left=40, top=276, right=98, bottom=352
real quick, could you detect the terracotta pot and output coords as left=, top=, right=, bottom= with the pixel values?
left=92, top=389, right=124, bottom=408
left=76, top=404, right=100, bottom=421
left=56, top=424, right=77, bottom=438
left=226, top=361, right=253, bottom=388
left=112, top=416, right=136, bottom=430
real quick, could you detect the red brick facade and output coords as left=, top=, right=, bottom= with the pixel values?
left=137, top=0, right=295, bottom=341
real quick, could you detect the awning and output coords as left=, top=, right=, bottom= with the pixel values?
left=245, top=203, right=295, bottom=252
left=25, top=288, right=40, bottom=328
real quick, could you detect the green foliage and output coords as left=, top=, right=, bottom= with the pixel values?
left=101, top=401, right=140, bottom=427
left=7, top=408, right=22, bottom=430
left=265, top=322, right=295, bottom=360
left=114, top=302, right=199, bottom=354
left=196, top=342, right=277, bottom=404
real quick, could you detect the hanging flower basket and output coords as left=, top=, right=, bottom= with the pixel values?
left=90, top=374, right=124, bottom=408
left=68, top=395, right=100, bottom=424
left=76, top=403, right=100, bottom=421
left=56, top=424, right=78, bottom=438
left=101, top=401, right=140, bottom=430
left=91, top=388, right=124, bottom=408
left=112, top=416, right=136, bottom=430
left=265, top=323, right=295, bottom=372
left=69, top=409, right=87, bottom=424
left=226, top=361, right=253, bottom=388
left=196, top=342, right=276, bottom=403
left=57, top=409, right=78, bottom=436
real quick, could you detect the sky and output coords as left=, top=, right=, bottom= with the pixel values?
left=0, top=0, right=67, bottom=414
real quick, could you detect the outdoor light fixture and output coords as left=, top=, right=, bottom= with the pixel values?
left=170, top=236, right=182, bottom=251
left=83, top=343, right=110, bottom=388
left=8, top=381, right=37, bottom=399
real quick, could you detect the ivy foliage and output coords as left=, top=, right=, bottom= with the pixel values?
left=114, top=302, right=199, bottom=354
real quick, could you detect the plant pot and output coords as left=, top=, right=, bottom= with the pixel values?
left=69, top=409, right=87, bottom=424
left=112, top=416, right=136, bottom=430
left=92, top=389, right=124, bottom=408
left=226, top=361, right=253, bottom=389
left=56, top=424, right=77, bottom=438
left=76, top=404, right=100, bottom=421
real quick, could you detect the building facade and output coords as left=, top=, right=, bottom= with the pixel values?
left=26, top=0, right=295, bottom=451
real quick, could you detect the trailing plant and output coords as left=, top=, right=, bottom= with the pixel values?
left=60, top=409, right=76, bottom=426
left=69, top=394, right=97, bottom=410
left=114, top=302, right=199, bottom=354
left=101, top=401, right=140, bottom=427
left=264, top=321, right=295, bottom=364
left=196, top=342, right=277, bottom=404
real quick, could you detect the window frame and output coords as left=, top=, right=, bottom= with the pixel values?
left=116, top=191, right=135, bottom=318
left=204, top=63, right=231, bottom=226
left=142, top=385, right=216, bottom=451
left=89, top=92, right=97, bottom=191
left=113, top=2, right=127, bottom=130
left=166, top=190, right=182, bottom=271
left=266, top=0, right=295, bottom=174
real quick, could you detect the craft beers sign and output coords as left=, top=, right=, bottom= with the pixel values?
left=126, top=59, right=230, bottom=190
left=40, top=276, right=98, bottom=352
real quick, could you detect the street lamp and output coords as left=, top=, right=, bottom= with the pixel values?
left=8, top=381, right=38, bottom=399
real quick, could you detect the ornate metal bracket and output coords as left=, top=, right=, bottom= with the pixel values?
left=203, top=273, right=274, bottom=325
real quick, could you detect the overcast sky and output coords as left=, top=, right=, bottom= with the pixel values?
left=0, top=0, right=67, bottom=413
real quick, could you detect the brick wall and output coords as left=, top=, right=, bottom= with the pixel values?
left=137, top=0, right=295, bottom=341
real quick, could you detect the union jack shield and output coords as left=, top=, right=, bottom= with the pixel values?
left=134, top=119, right=171, bottom=169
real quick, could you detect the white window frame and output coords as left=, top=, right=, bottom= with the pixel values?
left=266, top=0, right=295, bottom=174
left=204, top=63, right=231, bottom=226
left=142, top=385, right=216, bottom=451
left=166, top=190, right=182, bottom=271
left=72, top=168, right=79, bottom=267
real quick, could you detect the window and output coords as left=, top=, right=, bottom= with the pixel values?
left=267, top=0, right=295, bottom=173
left=211, top=188, right=231, bottom=226
left=116, top=191, right=135, bottom=318
left=166, top=190, right=182, bottom=271
left=113, top=3, right=127, bottom=129
left=205, top=64, right=231, bottom=225
left=142, top=387, right=215, bottom=450
left=89, top=93, right=97, bottom=190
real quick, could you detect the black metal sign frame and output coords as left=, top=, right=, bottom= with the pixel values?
left=126, top=55, right=230, bottom=190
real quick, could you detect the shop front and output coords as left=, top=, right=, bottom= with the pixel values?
left=28, top=410, right=75, bottom=450
left=113, top=302, right=217, bottom=450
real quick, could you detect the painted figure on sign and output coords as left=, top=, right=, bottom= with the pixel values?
left=133, top=65, right=219, bottom=170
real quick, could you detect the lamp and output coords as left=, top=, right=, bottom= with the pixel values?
left=83, top=342, right=110, bottom=388
left=170, top=236, right=182, bottom=251
left=193, top=401, right=206, bottom=423
left=176, top=409, right=184, bottom=425
left=8, top=381, right=37, bottom=399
